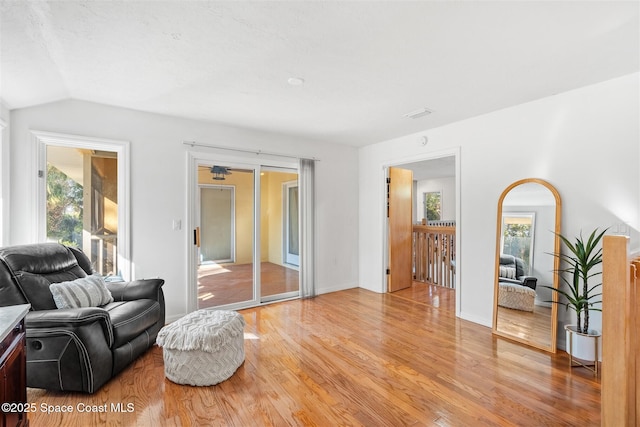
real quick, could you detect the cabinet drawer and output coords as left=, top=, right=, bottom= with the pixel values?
left=0, top=319, right=25, bottom=366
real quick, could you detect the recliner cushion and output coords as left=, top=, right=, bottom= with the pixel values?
left=103, top=299, right=161, bottom=348
left=15, top=272, right=57, bottom=310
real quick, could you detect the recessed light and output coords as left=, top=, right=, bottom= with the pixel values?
left=287, top=77, right=305, bottom=86
left=404, top=107, right=433, bottom=119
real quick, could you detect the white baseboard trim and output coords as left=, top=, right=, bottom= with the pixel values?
left=165, top=313, right=185, bottom=324
left=164, top=282, right=359, bottom=323
left=316, top=282, right=358, bottom=295
left=458, top=311, right=492, bottom=328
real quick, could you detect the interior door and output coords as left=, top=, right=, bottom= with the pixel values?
left=388, top=167, right=413, bottom=292
left=200, top=185, right=234, bottom=263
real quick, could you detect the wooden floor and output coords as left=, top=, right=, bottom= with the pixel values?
left=26, top=284, right=600, bottom=426
left=198, top=262, right=299, bottom=308
left=495, top=304, right=553, bottom=348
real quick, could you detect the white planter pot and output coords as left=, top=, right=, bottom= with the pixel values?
left=565, top=325, right=601, bottom=362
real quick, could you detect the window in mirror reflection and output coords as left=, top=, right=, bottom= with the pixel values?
left=423, top=191, right=441, bottom=221
left=501, top=213, right=535, bottom=275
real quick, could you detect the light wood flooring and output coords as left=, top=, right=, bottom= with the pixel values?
left=495, top=304, right=553, bottom=349
left=26, top=284, right=600, bottom=426
left=198, top=262, right=299, bottom=308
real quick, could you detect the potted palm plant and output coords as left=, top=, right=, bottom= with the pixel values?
left=545, top=228, right=607, bottom=362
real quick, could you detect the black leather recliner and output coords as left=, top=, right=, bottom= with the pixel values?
left=0, top=243, right=165, bottom=393
left=498, top=254, right=537, bottom=290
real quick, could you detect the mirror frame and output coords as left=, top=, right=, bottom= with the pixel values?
left=492, top=178, right=561, bottom=353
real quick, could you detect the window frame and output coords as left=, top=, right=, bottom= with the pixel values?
left=500, top=212, right=536, bottom=275
left=33, top=131, right=131, bottom=280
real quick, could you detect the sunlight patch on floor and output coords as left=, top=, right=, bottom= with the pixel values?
left=244, top=332, right=260, bottom=340
left=198, top=261, right=231, bottom=277
left=198, top=292, right=215, bottom=301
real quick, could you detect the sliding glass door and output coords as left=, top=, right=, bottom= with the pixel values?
left=259, top=170, right=300, bottom=303
left=192, top=159, right=299, bottom=310
left=196, top=165, right=255, bottom=308
left=284, top=181, right=300, bottom=267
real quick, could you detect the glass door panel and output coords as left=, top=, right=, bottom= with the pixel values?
left=285, top=183, right=300, bottom=266
left=259, top=170, right=300, bottom=302
left=197, top=164, right=255, bottom=309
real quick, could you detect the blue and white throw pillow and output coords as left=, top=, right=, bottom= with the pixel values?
left=499, top=265, right=517, bottom=279
left=49, top=275, right=114, bottom=309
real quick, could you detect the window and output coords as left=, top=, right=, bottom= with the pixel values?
left=501, top=213, right=535, bottom=275
left=423, top=191, right=441, bottom=221
left=34, top=132, right=130, bottom=280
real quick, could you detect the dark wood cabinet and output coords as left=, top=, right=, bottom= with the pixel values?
left=0, top=306, right=29, bottom=427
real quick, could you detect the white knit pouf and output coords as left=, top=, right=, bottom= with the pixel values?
left=156, top=309, right=245, bottom=386
left=498, top=282, right=536, bottom=312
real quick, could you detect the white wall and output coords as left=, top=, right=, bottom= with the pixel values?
left=0, top=103, right=9, bottom=246
left=359, top=73, right=640, bottom=340
left=9, top=99, right=359, bottom=320
left=415, top=177, right=455, bottom=223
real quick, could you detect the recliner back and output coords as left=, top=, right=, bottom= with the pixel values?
left=0, top=243, right=93, bottom=309
left=499, top=254, right=526, bottom=278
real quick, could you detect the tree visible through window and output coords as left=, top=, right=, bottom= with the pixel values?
left=46, top=164, right=83, bottom=248
left=501, top=213, right=535, bottom=275
left=423, top=191, right=441, bottom=221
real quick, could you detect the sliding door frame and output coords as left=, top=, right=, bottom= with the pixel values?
left=186, top=150, right=299, bottom=313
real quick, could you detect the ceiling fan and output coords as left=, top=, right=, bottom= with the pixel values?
left=209, top=165, right=232, bottom=180
left=197, top=165, right=253, bottom=181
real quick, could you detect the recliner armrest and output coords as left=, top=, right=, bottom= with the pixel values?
left=518, top=275, right=538, bottom=290
left=26, top=307, right=113, bottom=347
left=107, top=278, right=164, bottom=302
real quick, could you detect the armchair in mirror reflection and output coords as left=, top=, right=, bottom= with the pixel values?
left=498, top=254, right=537, bottom=290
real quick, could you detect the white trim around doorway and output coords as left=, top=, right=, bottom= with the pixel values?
left=381, top=146, right=461, bottom=317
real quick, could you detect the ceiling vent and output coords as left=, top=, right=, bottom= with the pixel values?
left=404, top=107, right=433, bottom=119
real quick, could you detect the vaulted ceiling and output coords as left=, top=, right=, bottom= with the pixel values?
left=1, top=1, right=638, bottom=146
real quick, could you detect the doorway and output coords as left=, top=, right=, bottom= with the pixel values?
left=384, top=151, right=460, bottom=314
left=191, top=158, right=300, bottom=310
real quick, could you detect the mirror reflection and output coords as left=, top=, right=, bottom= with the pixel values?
left=492, top=179, right=561, bottom=353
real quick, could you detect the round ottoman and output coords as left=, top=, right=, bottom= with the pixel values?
left=156, top=309, right=245, bottom=386
left=498, top=282, right=536, bottom=312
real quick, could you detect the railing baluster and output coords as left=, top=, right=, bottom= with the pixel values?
left=411, top=223, right=456, bottom=289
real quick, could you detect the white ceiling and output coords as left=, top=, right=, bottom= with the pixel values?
left=403, top=156, right=455, bottom=181
left=1, top=1, right=638, bottom=147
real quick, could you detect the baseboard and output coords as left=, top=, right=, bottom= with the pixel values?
left=164, top=282, right=358, bottom=323
left=316, top=282, right=358, bottom=295
left=458, top=311, right=493, bottom=328
left=165, top=313, right=185, bottom=324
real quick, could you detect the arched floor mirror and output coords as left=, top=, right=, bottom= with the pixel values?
left=492, top=178, right=561, bottom=353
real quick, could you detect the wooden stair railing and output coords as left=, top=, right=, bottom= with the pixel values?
left=412, top=223, right=456, bottom=288
left=602, top=235, right=639, bottom=426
